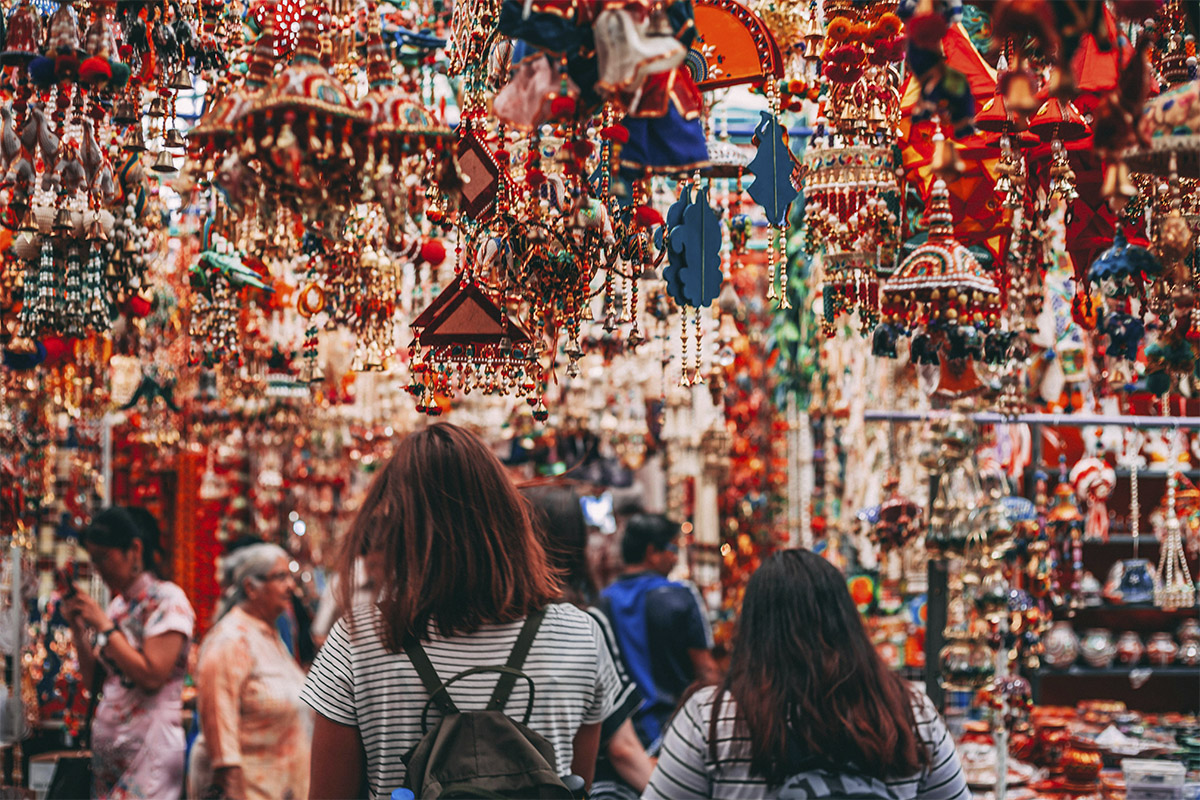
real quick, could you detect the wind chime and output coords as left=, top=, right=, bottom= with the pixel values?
left=801, top=0, right=904, bottom=333
left=875, top=178, right=1001, bottom=397
left=1156, top=397, right=1197, bottom=609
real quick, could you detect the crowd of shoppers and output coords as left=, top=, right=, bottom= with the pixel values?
left=57, top=422, right=966, bottom=800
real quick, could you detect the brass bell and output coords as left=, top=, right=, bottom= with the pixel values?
left=931, top=135, right=965, bottom=180
left=17, top=207, right=37, bottom=233
left=112, top=99, right=138, bottom=125
left=123, top=125, right=147, bottom=152
left=52, top=207, right=72, bottom=233
left=147, top=96, right=166, bottom=118
left=163, top=128, right=187, bottom=150
left=170, top=69, right=194, bottom=92
left=86, top=217, right=107, bottom=242
left=151, top=149, right=177, bottom=174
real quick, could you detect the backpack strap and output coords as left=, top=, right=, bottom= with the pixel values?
left=404, top=637, right=458, bottom=716
left=487, top=607, right=546, bottom=712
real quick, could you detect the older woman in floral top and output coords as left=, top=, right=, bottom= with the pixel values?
left=65, top=507, right=196, bottom=799
left=189, top=543, right=311, bottom=800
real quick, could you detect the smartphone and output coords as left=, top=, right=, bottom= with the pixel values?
left=55, top=567, right=77, bottom=598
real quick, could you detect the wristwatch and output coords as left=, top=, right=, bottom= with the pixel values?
left=94, top=625, right=118, bottom=652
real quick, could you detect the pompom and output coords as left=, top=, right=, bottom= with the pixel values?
left=28, top=56, right=56, bottom=88
left=549, top=95, right=576, bottom=119
left=907, top=12, right=948, bottom=50
left=107, top=60, right=131, bottom=89
left=873, top=12, right=903, bottom=39
left=599, top=124, right=630, bottom=144
left=526, top=167, right=546, bottom=187
left=79, top=56, right=113, bottom=84
left=826, top=16, right=852, bottom=42
left=419, top=239, right=447, bottom=266
left=869, top=35, right=906, bottom=65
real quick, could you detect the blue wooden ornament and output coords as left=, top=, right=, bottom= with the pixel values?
left=662, top=190, right=692, bottom=306
left=747, top=111, right=798, bottom=227
left=677, top=189, right=723, bottom=307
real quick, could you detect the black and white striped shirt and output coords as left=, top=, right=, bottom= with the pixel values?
left=644, top=685, right=971, bottom=800
left=301, top=602, right=622, bottom=800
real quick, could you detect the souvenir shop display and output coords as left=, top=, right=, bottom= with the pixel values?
left=0, top=0, right=1197, bottom=797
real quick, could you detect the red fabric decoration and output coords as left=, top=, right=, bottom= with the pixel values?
left=39, top=337, right=71, bottom=365
left=634, top=206, right=664, bottom=227
left=124, top=295, right=152, bottom=318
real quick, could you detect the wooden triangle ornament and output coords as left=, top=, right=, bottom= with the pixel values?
left=414, top=278, right=531, bottom=347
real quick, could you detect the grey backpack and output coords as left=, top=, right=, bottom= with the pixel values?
left=401, top=609, right=576, bottom=799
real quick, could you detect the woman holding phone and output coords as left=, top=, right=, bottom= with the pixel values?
left=63, top=507, right=196, bottom=799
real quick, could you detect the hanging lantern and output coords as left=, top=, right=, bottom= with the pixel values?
left=240, top=3, right=369, bottom=214
left=803, top=138, right=900, bottom=332
left=878, top=178, right=1001, bottom=396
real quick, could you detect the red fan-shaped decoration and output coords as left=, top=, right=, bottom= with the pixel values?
left=689, top=0, right=783, bottom=91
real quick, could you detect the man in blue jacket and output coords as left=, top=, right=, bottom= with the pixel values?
left=601, top=514, right=719, bottom=751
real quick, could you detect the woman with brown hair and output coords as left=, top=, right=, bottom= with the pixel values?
left=645, top=549, right=968, bottom=800
left=301, top=423, right=622, bottom=800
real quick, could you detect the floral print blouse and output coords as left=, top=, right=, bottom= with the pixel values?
left=189, top=606, right=312, bottom=800
left=92, top=572, right=195, bottom=799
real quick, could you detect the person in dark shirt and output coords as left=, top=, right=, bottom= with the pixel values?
left=600, top=514, right=719, bottom=751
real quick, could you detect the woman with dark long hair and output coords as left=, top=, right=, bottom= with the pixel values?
left=645, top=549, right=968, bottom=800
left=64, top=507, right=196, bottom=799
left=524, top=484, right=654, bottom=800
left=301, top=423, right=623, bottom=799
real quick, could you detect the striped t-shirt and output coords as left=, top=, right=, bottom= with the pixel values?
left=301, top=602, right=622, bottom=800
left=645, top=685, right=971, bottom=800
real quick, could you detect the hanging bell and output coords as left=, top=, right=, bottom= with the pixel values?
left=16, top=207, right=37, bottom=233
left=52, top=207, right=72, bottom=233
left=123, top=125, right=147, bottom=152
left=112, top=99, right=138, bottom=125
left=86, top=217, right=107, bottom=242
left=931, top=135, right=965, bottom=180
left=170, top=69, right=194, bottom=91
left=163, top=128, right=187, bottom=150
left=146, top=96, right=166, bottom=118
